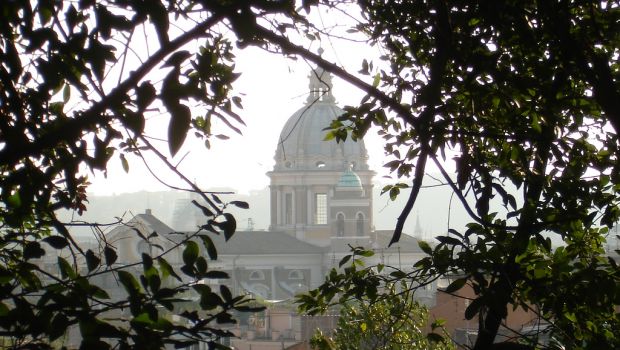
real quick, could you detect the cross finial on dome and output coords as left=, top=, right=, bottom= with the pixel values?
left=344, top=160, right=354, bottom=171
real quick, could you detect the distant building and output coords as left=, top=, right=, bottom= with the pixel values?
left=102, top=67, right=428, bottom=349
left=96, top=64, right=565, bottom=350
left=267, top=67, right=374, bottom=245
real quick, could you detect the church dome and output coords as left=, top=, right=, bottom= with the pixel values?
left=274, top=68, right=369, bottom=172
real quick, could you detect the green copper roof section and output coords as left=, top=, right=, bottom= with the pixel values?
left=337, top=168, right=362, bottom=189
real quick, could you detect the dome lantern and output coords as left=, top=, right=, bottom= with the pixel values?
left=307, top=67, right=335, bottom=104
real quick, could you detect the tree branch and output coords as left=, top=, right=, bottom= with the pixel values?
left=0, top=13, right=224, bottom=167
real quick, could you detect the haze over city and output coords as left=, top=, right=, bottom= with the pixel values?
left=77, top=43, right=469, bottom=237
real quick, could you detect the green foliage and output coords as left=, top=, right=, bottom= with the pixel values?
left=0, top=0, right=291, bottom=348
left=310, top=286, right=454, bottom=350
left=298, top=247, right=383, bottom=316
left=2, top=0, right=619, bottom=349
left=299, top=1, right=620, bottom=349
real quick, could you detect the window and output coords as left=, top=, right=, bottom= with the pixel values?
left=288, top=270, right=304, bottom=280
left=356, top=213, right=365, bottom=236
left=285, top=193, right=293, bottom=224
left=249, top=270, right=265, bottom=280
left=315, top=161, right=326, bottom=168
left=314, top=193, right=327, bottom=224
left=336, top=213, right=345, bottom=236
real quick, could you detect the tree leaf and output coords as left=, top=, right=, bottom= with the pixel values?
left=196, top=256, right=208, bottom=275
left=204, top=271, right=229, bottom=279
left=220, top=285, right=233, bottom=303
left=199, top=289, right=223, bottom=310
left=192, top=199, right=214, bottom=217
left=444, top=277, right=467, bottom=294
left=168, top=104, right=192, bottom=156
left=142, top=253, right=153, bottom=270
left=167, top=103, right=191, bottom=156
left=120, top=153, right=129, bottom=173
left=427, top=332, right=445, bottom=343
left=418, top=240, right=432, bottom=255
left=63, top=84, right=71, bottom=103
left=90, top=284, right=111, bottom=299
left=199, top=234, right=218, bottom=260
left=24, top=242, right=46, bottom=260
left=435, top=235, right=462, bottom=246
left=58, top=257, right=76, bottom=280
left=117, top=270, right=140, bottom=296
left=50, top=313, right=69, bottom=341
left=339, top=255, right=352, bottom=268
left=465, top=297, right=483, bottom=320
left=164, top=51, right=191, bottom=68
left=229, top=200, right=249, bottom=209
left=222, top=213, right=236, bottom=241
left=43, top=235, right=69, bottom=249
left=104, top=246, right=117, bottom=266
left=158, top=257, right=182, bottom=282
left=135, top=81, right=156, bottom=111
left=182, top=240, right=199, bottom=266
left=372, top=72, right=380, bottom=87
left=0, top=302, right=8, bottom=317
left=85, top=249, right=100, bottom=272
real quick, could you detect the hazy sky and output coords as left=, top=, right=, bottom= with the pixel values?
left=87, top=22, right=392, bottom=195
left=85, top=7, right=459, bottom=198
left=78, top=17, right=469, bottom=236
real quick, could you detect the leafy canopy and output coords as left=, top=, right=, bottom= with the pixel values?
left=310, top=262, right=454, bottom=350
left=1, top=0, right=619, bottom=349
left=299, top=1, right=620, bottom=349
left=0, top=0, right=307, bottom=348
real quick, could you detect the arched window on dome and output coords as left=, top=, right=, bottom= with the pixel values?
left=336, top=213, right=345, bottom=237
left=356, top=213, right=365, bottom=236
